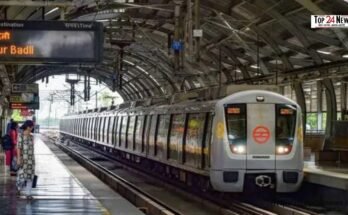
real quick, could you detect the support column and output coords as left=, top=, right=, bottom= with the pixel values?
left=174, top=1, right=182, bottom=72
left=194, top=0, right=200, bottom=62
left=341, top=81, right=347, bottom=120
left=60, top=7, right=65, bottom=20
left=321, top=78, right=337, bottom=149
left=293, top=82, right=307, bottom=134
left=317, top=81, right=323, bottom=130
left=186, top=0, right=193, bottom=57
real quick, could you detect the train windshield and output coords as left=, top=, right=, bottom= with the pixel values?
left=225, top=104, right=246, bottom=145
left=276, top=104, right=297, bottom=145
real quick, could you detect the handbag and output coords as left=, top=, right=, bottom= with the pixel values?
left=32, top=175, right=38, bottom=188
left=11, top=156, right=18, bottom=171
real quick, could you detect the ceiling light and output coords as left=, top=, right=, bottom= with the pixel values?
left=317, top=50, right=331, bottom=55
left=250, top=64, right=259, bottom=69
left=342, top=54, right=348, bottom=58
left=45, top=7, right=59, bottom=16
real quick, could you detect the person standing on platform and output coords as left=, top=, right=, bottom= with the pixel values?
left=16, top=120, right=35, bottom=199
left=6, top=119, right=13, bottom=135
left=9, top=122, right=18, bottom=176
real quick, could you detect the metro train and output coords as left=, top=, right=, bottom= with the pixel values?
left=60, top=90, right=304, bottom=192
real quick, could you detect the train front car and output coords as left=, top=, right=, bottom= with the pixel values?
left=210, top=90, right=303, bottom=192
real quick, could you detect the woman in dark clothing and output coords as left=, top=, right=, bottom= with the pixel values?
left=5, top=122, right=18, bottom=175
left=9, top=122, right=18, bottom=176
left=16, top=120, right=35, bottom=199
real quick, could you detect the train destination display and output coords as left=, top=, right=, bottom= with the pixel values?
left=0, top=21, right=103, bottom=63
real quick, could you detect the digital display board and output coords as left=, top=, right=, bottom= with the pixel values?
left=0, top=21, right=103, bottom=63
left=10, top=83, right=40, bottom=110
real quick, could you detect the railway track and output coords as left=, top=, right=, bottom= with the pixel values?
left=43, top=132, right=318, bottom=215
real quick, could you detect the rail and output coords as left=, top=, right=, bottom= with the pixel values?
left=45, top=133, right=318, bottom=215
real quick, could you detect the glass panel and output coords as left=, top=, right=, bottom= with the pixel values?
left=104, top=117, right=110, bottom=143
left=225, top=104, right=247, bottom=145
left=135, top=115, right=145, bottom=152
left=156, top=115, right=170, bottom=159
left=120, top=116, right=128, bottom=148
left=127, top=116, right=136, bottom=150
left=276, top=105, right=297, bottom=145
left=306, top=113, right=318, bottom=131
left=117, top=116, right=122, bottom=147
left=112, top=117, right=118, bottom=146
left=148, top=115, right=158, bottom=156
left=185, top=113, right=206, bottom=167
left=169, top=114, right=185, bottom=161
left=107, top=117, right=114, bottom=144
left=92, top=117, right=96, bottom=140
left=204, top=113, right=213, bottom=169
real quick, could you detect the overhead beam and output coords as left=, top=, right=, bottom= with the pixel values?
left=0, top=1, right=73, bottom=7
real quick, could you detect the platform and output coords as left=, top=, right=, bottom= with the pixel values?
left=0, top=135, right=143, bottom=214
left=304, top=161, right=348, bottom=191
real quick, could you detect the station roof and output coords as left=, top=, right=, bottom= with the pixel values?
left=4, top=0, right=348, bottom=101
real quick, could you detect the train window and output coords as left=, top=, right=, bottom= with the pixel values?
left=120, top=116, right=128, bottom=148
left=75, top=119, right=78, bottom=135
left=78, top=119, right=81, bottom=136
left=127, top=116, right=136, bottom=150
left=225, top=104, right=247, bottom=146
left=144, top=115, right=152, bottom=154
left=100, top=117, right=104, bottom=141
left=94, top=117, right=99, bottom=140
left=148, top=115, right=158, bottom=156
left=169, top=114, right=185, bottom=161
left=156, top=115, right=170, bottom=159
left=104, top=117, right=109, bottom=143
left=77, top=119, right=80, bottom=136
left=100, top=117, right=105, bottom=142
left=185, top=113, right=206, bottom=167
left=276, top=105, right=297, bottom=151
left=134, top=115, right=145, bottom=153
left=88, top=118, right=91, bottom=138
left=97, top=117, right=101, bottom=141
left=107, top=117, right=113, bottom=144
left=99, top=117, right=103, bottom=142
left=86, top=118, right=88, bottom=137
left=113, top=116, right=118, bottom=146
left=80, top=118, right=83, bottom=136
left=78, top=119, right=82, bottom=136
left=203, top=113, right=214, bottom=169
left=117, top=116, right=123, bottom=147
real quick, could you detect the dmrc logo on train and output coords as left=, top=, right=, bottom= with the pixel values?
left=311, top=15, right=348, bottom=28
left=252, top=126, right=270, bottom=144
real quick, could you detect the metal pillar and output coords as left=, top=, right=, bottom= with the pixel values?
left=48, top=94, right=53, bottom=129
left=321, top=78, right=337, bottom=149
left=341, top=81, right=347, bottom=120
left=174, top=1, right=182, bottom=72
left=293, top=82, right=307, bottom=134
left=60, top=7, right=65, bottom=20
left=317, top=81, right=323, bottom=130
left=186, top=0, right=193, bottom=57
left=194, top=0, right=200, bottom=61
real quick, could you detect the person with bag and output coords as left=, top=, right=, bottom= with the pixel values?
left=9, top=122, right=19, bottom=176
left=16, top=120, right=35, bottom=199
left=2, top=132, right=13, bottom=175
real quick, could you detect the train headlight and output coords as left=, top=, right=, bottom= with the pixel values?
left=276, top=145, right=292, bottom=155
left=232, top=145, right=246, bottom=154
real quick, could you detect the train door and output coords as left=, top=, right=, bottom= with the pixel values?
left=246, top=104, right=276, bottom=170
